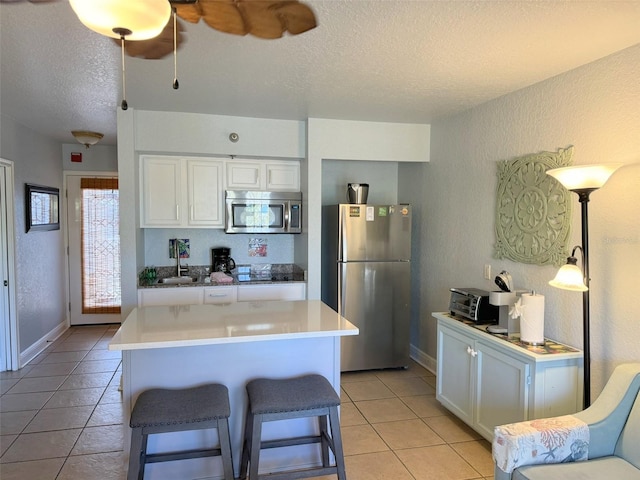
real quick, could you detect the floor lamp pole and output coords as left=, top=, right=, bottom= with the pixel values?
left=577, top=190, right=592, bottom=408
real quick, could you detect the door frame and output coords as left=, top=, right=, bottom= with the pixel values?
left=0, top=158, right=18, bottom=371
left=63, top=171, right=120, bottom=326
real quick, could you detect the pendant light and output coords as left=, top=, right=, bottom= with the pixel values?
left=69, top=0, right=171, bottom=109
left=69, top=0, right=171, bottom=41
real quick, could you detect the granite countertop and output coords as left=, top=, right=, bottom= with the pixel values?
left=138, top=263, right=305, bottom=288
left=109, top=300, right=358, bottom=351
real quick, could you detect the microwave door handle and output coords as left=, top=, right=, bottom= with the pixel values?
left=284, top=203, right=290, bottom=230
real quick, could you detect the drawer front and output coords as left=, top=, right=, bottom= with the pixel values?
left=203, top=286, right=238, bottom=304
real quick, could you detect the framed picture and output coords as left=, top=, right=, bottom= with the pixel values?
left=26, top=183, right=60, bottom=232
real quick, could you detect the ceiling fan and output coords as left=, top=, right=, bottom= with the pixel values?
left=1, top=0, right=318, bottom=59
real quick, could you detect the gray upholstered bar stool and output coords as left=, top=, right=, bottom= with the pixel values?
left=239, top=374, right=346, bottom=480
left=128, top=384, right=234, bottom=480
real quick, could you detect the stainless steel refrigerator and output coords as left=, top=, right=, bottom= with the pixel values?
left=322, top=204, right=412, bottom=371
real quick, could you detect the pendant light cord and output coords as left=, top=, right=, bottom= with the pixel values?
left=119, top=33, right=128, bottom=110
left=173, top=8, right=179, bottom=90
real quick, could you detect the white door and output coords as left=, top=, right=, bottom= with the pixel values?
left=66, top=174, right=121, bottom=325
left=0, top=160, right=18, bottom=371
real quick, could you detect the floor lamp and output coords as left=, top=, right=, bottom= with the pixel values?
left=546, top=163, right=622, bottom=408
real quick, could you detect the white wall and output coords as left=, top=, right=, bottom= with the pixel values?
left=420, top=44, right=640, bottom=397
left=0, top=114, right=67, bottom=361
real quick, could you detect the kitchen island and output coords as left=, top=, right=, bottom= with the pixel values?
left=109, top=300, right=358, bottom=480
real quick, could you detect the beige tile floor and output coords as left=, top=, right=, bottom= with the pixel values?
left=1, top=326, right=494, bottom=479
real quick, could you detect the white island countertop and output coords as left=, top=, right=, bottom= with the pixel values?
left=109, top=300, right=358, bottom=351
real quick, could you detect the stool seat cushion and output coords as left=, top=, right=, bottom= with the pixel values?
left=247, top=374, right=340, bottom=414
left=130, top=384, right=230, bottom=428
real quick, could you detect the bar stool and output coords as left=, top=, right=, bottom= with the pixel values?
left=239, top=374, right=346, bottom=480
left=128, top=384, right=234, bottom=480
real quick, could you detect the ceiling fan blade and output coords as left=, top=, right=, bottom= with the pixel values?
left=173, top=1, right=202, bottom=24
left=273, top=1, right=316, bottom=35
left=238, top=0, right=285, bottom=39
left=112, top=19, right=184, bottom=60
left=200, top=0, right=248, bottom=36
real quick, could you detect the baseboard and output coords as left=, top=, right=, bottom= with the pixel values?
left=19, top=321, right=69, bottom=367
left=410, top=344, right=437, bottom=375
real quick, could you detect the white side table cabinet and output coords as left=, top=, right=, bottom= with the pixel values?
left=433, top=312, right=583, bottom=441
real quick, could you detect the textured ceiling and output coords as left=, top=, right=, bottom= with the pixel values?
left=1, top=1, right=640, bottom=146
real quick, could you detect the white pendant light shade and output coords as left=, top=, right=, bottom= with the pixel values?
left=546, top=163, right=623, bottom=191
left=549, top=263, right=588, bottom=292
left=69, top=0, right=171, bottom=41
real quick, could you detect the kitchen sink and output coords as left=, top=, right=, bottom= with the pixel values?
left=157, top=276, right=199, bottom=285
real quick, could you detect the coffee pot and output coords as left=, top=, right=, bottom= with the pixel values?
left=212, top=247, right=236, bottom=274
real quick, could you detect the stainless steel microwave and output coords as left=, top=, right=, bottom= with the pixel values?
left=225, top=190, right=302, bottom=234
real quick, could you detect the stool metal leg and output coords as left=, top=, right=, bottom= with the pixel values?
left=239, top=410, right=254, bottom=480
left=328, top=406, right=347, bottom=480
left=127, top=427, right=144, bottom=480
left=249, top=413, right=264, bottom=480
left=217, top=417, right=235, bottom=480
left=319, top=415, right=330, bottom=467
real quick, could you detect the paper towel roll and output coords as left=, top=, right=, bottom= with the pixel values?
left=520, top=293, right=545, bottom=344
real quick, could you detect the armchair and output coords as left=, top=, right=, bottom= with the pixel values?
left=493, top=363, right=640, bottom=480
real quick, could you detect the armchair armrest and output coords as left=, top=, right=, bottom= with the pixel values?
left=573, top=363, right=640, bottom=458
left=493, top=363, right=640, bottom=479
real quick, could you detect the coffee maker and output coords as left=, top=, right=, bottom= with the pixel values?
left=212, top=247, right=236, bottom=274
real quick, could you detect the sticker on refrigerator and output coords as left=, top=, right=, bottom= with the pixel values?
left=349, top=206, right=361, bottom=217
left=378, top=207, right=388, bottom=217
left=401, top=207, right=409, bottom=216
left=366, top=206, right=375, bottom=221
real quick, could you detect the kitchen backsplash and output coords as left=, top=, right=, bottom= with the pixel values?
left=143, top=228, right=295, bottom=267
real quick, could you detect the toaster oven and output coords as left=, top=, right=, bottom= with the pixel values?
left=449, top=287, right=498, bottom=323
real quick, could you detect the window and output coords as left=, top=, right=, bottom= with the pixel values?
left=81, top=178, right=120, bottom=313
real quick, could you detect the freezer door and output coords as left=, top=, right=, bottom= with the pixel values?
left=339, top=204, right=411, bottom=261
left=339, top=261, right=411, bottom=371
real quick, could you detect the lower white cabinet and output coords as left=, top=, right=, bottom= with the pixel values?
left=203, top=286, right=237, bottom=304
left=433, top=312, right=583, bottom=441
left=138, top=287, right=203, bottom=306
left=138, top=283, right=306, bottom=307
left=237, top=283, right=306, bottom=302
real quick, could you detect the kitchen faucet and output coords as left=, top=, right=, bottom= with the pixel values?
left=174, top=239, right=189, bottom=277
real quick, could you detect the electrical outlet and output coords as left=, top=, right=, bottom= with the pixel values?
left=484, top=264, right=491, bottom=280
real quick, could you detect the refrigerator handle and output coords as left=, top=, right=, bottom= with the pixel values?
left=337, top=263, right=346, bottom=315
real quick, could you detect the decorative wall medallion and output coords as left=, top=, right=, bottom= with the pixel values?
left=494, top=147, right=574, bottom=266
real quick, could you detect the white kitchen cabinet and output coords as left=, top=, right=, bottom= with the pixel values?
left=225, top=161, right=263, bottom=190
left=138, top=287, right=204, bottom=307
left=434, top=312, right=583, bottom=441
left=265, top=161, right=300, bottom=191
left=140, top=155, right=224, bottom=228
left=140, top=156, right=182, bottom=227
left=138, top=283, right=305, bottom=307
left=225, top=160, right=300, bottom=191
left=237, top=283, right=306, bottom=302
left=203, top=286, right=238, bottom=305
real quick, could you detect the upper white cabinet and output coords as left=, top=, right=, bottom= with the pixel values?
left=225, top=160, right=300, bottom=191
left=140, top=156, right=182, bottom=227
left=140, top=155, right=223, bottom=228
left=225, top=161, right=263, bottom=190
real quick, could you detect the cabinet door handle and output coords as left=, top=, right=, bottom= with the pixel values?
left=466, top=346, right=473, bottom=355
left=176, top=204, right=180, bottom=220
left=470, top=349, right=478, bottom=357
left=208, top=293, right=228, bottom=297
